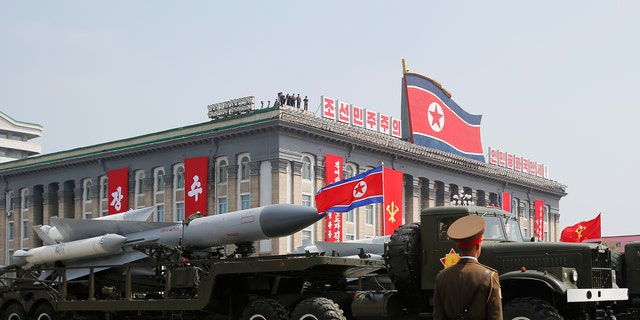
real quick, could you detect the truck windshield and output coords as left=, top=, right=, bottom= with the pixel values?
left=482, top=215, right=524, bottom=242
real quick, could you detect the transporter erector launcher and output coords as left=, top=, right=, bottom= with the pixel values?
left=13, top=204, right=322, bottom=277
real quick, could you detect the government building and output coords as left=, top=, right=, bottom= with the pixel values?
left=0, top=99, right=566, bottom=265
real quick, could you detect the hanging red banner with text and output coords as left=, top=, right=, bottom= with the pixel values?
left=185, top=156, right=209, bottom=218
left=108, top=168, right=129, bottom=215
left=534, top=200, right=544, bottom=241
left=324, top=154, right=343, bottom=242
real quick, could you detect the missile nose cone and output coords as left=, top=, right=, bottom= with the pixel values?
left=99, top=234, right=128, bottom=252
left=259, top=204, right=322, bottom=238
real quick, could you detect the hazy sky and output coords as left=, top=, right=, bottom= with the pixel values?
left=2, top=2, right=639, bottom=236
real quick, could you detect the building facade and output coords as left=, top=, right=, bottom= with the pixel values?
left=0, top=111, right=42, bottom=163
left=0, top=105, right=566, bottom=265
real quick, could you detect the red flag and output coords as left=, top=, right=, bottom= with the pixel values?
left=315, top=166, right=383, bottom=213
left=324, top=154, right=343, bottom=242
left=108, top=168, right=128, bottom=214
left=383, top=168, right=403, bottom=235
left=185, top=156, right=208, bottom=218
left=560, top=214, right=601, bottom=242
left=534, top=200, right=544, bottom=240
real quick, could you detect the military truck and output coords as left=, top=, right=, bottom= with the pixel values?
left=0, top=205, right=630, bottom=320
left=384, top=205, right=628, bottom=319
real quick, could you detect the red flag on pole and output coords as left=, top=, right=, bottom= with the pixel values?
left=560, top=214, right=602, bottom=243
left=108, top=168, right=128, bottom=214
left=383, top=168, right=403, bottom=235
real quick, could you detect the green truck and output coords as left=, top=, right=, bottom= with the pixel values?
left=0, top=205, right=636, bottom=320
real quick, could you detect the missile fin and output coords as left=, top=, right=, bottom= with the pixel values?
left=50, top=218, right=176, bottom=242
left=33, top=225, right=57, bottom=245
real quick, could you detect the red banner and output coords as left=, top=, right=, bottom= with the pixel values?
left=108, top=168, right=129, bottom=214
left=560, top=214, right=601, bottom=243
left=501, top=192, right=511, bottom=213
left=383, top=168, right=403, bottom=235
left=324, top=154, right=343, bottom=242
left=185, top=156, right=208, bottom=218
left=534, top=200, right=544, bottom=240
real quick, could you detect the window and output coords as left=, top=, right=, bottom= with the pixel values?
left=83, top=179, right=92, bottom=202
left=302, top=156, right=312, bottom=180
left=240, top=155, right=250, bottom=180
left=218, top=197, right=228, bottom=214
left=136, top=171, right=145, bottom=195
left=175, top=165, right=185, bottom=189
left=154, top=168, right=165, bottom=193
left=22, top=220, right=29, bottom=240
left=7, top=221, right=14, bottom=241
left=345, top=234, right=355, bottom=241
left=21, top=189, right=28, bottom=210
left=345, top=210, right=354, bottom=223
left=175, top=202, right=185, bottom=221
left=344, top=164, right=355, bottom=179
left=302, top=194, right=312, bottom=207
left=365, top=205, right=374, bottom=225
left=218, top=159, right=228, bottom=183
left=100, top=176, right=108, bottom=200
left=156, top=204, right=165, bottom=222
left=241, top=195, right=250, bottom=210
left=302, top=230, right=312, bottom=246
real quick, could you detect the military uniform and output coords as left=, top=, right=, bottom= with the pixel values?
left=433, top=216, right=503, bottom=320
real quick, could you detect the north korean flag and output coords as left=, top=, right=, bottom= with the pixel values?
left=315, top=166, right=383, bottom=213
left=404, top=73, right=484, bottom=162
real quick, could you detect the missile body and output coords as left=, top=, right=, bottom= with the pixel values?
left=13, top=234, right=127, bottom=267
left=135, top=204, right=322, bottom=249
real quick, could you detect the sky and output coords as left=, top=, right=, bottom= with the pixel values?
left=2, top=2, right=639, bottom=236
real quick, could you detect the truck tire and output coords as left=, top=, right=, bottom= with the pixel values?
left=1, top=303, right=26, bottom=320
left=290, top=297, right=346, bottom=320
left=385, top=223, right=421, bottom=294
left=32, top=303, right=56, bottom=320
left=503, top=297, right=563, bottom=320
left=239, top=298, right=288, bottom=320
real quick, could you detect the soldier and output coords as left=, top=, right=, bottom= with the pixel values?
left=433, top=215, right=503, bottom=320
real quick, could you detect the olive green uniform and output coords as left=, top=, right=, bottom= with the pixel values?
left=433, top=258, right=503, bottom=320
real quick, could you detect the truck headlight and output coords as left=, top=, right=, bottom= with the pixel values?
left=570, top=269, right=578, bottom=283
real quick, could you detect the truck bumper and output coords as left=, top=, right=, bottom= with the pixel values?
left=566, top=288, right=628, bottom=302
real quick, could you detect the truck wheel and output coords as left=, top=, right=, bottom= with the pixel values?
left=503, top=297, right=563, bottom=320
left=239, top=298, right=288, bottom=320
left=290, top=297, right=346, bottom=320
left=32, top=303, right=56, bottom=320
left=1, top=303, right=26, bottom=320
left=385, top=223, right=421, bottom=294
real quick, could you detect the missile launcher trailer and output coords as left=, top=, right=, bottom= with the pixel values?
left=0, top=205, right=635, bottom=320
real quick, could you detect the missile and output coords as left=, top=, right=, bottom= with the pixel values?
left=13, top=234, right=127, bottom=268
left=23, top=204, right=322, bottom=274
left=39, top=207, right=156, bottom=244
left=133, top=203, right=323, bottom=249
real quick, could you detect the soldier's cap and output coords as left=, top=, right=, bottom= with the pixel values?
left=447, top=215, right=485, bottom=248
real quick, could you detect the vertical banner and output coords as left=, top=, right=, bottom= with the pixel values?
left=534, top=199, right=544, bottom=241
left=185, top=156, right=209, bottom=218
left=383, top=168, right=403, bottom=235
left=108, top=168, right=129, bottom=214
left=324, top=154, right=343, bottom=242
left=501, top=192, right=512, bottom=213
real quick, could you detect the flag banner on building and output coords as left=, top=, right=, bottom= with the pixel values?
left=501, top=192, right=512, bottom=213
left=383, top=168, right=403, bottom=235
left=315, top=166, right=383, bottom=213
left=108, top=168, right=129, bottom=214
left=324, top=154, right=343, bottom=242
left=185, top=156, right=208, bottom=218
left=534, top=200, right=544, bottom=240
left=560, top=214, right=602, bottom=243
left=402, top=72, right=484, bottom=162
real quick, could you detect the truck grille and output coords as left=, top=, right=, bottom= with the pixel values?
left=591, top=247, right=612, bottom=288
